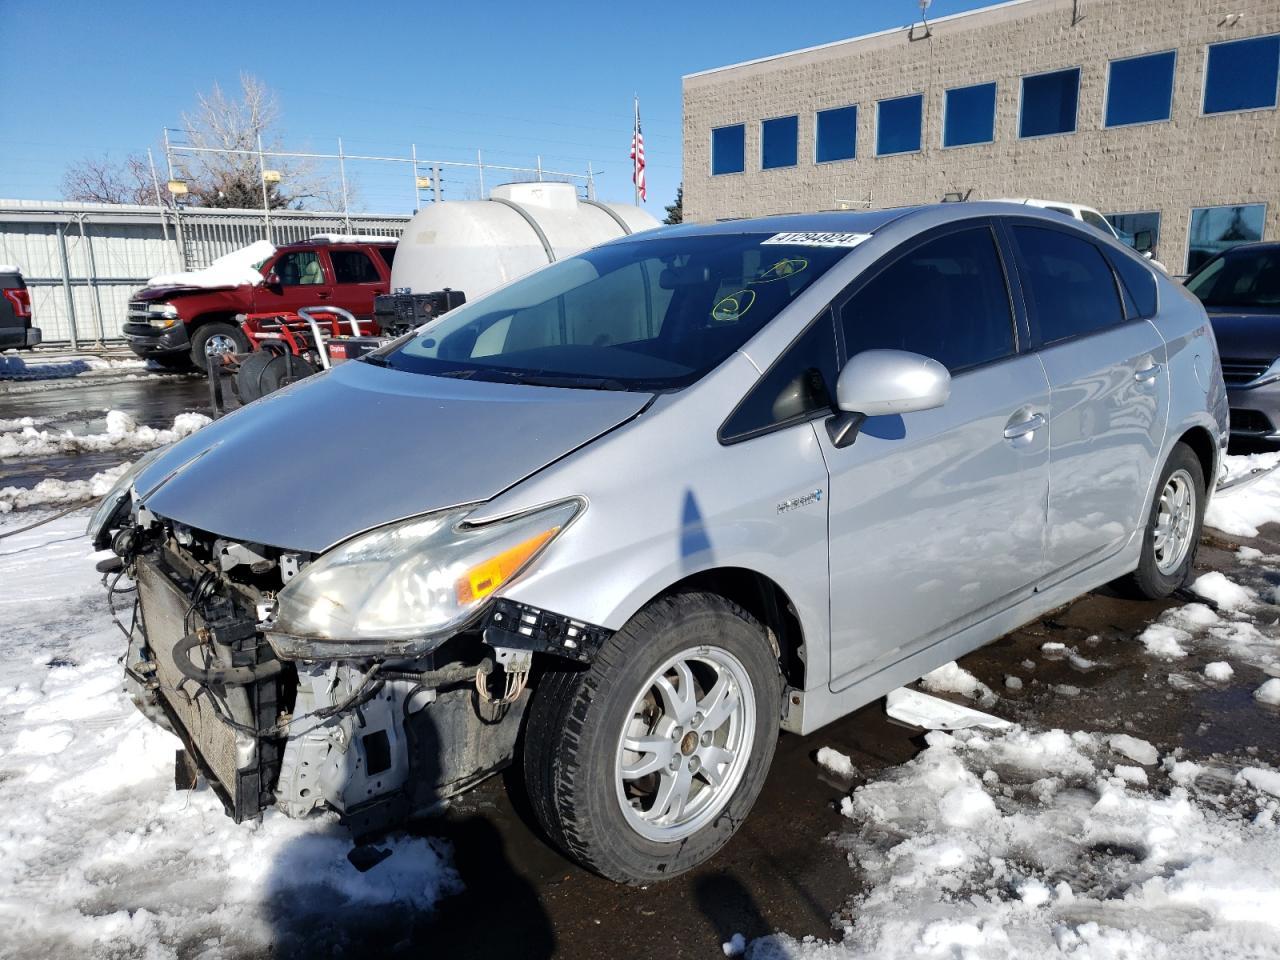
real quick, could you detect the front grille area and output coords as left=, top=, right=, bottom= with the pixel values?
left=1231, top=409, right=1274, bottom=434
left=1221, top=358, right=1272, bottom=386
left=127, top=300, right=152, bottom=323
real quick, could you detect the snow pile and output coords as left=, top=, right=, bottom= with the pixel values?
left=919, top=661, right=997, bottom=707
left=723, top=932, right=747, bottom=956
left=148, top=239, right=275, bottom=289
left=0, top=415, right=43, bottom=431
left=817, top=747, right=859, bottom=780
left=1256, top=679, right=1280, bottom=706
left=0, top=354, right=91, bottom=380
left=1108, top=733, right=1159, bottom=766
left=0, top=263, right=22, bottom=273
left=0, top=409, right=209, bottom=459
left=1135, top=582, right=1280, bottom=679
left=0, top=461, right=129, bottom=514
left=0, top=515, right=461, bottom=957
left=1207, top=451, right=1280, bottom=537
left=1191, top=571, right=1256, bottom=611
left=1205, top=661, right=1235, bottom=682
left=754, top=725, right=1280, bottom=960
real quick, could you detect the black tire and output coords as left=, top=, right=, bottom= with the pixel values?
left=233, top=349, right=277, bottom=403
left=1122, top=442, right=1206, bottom=599
left=256, top=352, right=317, bottom=394
left=522, top=592, right=782, bottom=884
left=189, top=321, right=248, bottom=374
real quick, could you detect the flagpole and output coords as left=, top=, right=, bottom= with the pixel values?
left=633, top=94, right=640, bottom=206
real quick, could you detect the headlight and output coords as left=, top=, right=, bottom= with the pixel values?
left=86, top=445, right=170, bottom=549
left=147, top=303, right=178, bottom=329
left=268, top=499, right=583, bottom=659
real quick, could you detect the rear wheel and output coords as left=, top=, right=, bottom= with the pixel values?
left=523, top=592, right=781, bottom=884
left=1123, top=443, right=1206, bottom=599
left=189, top=321, right=247, bottom=374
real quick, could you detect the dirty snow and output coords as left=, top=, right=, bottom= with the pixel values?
left=918, top=661, right=998, bottom=707
left=0, top=409, right=208, bottom=459
left=0, top=515, right=461, bottom=958
left=1108, top=733, right=1159, bottom=766
left=817, top=747, right=859, bottom=781
left=886, top=687, right=1010, bottom=731
left=1207, top=451, right=1280, bottom=537
left=0, top=461, right=129, bottom=514
left=1205, top=661, right=1235, bottom=682
left=1256, top=679, right=1280, bottom=706
left=755, top=723, right=1280, bottom=960
left=148, top=239, right=275, bottom=289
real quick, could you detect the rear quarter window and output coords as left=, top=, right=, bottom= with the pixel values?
left=377, top=246, right=396, bottom=269
left=1103, top=247, right=1158, bottom=319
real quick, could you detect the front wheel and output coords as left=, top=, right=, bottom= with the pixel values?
left=189, top=321, right=247, bottom=374
left=1123, top=442, right=1206, bottom=599
left=523, top=592, right=781, bottom=884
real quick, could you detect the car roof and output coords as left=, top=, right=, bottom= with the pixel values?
left=1212, top=241, right=1280, bottom=255
left=650, top=206, right=925, bottom=239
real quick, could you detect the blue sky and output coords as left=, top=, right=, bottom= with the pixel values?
left=1, top=0, right=991, bottom=216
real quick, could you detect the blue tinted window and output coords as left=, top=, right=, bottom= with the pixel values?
left=1204, top=35, right=1280, bottom=114
left=943, top=82, right=997, bottom=147
left=1106, top=51, right=1176, bottom=126
left=816, top=105, right=857, bottom=162
left=711, top=124, right=745, bottom=175
left=1187, top=204, right=1266, bottom=273
left=877, top=94, right=923, bottom=156
left=1105, top=211, right=1161, bottom=251
left=1020, top=68, right=1080, bottom=137
left=762, top=115, right=798, bottom=169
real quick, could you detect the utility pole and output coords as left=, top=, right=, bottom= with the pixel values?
left=257, top=132, right=271, bottom=242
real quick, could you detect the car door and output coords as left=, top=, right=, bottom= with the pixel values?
left=821, top=222, right=1051, bottom=690
left=254, top=249, right=334, bottom=315
left=326, top=247, right=386, bottom=319
left=1008, top=221, right=1169, bottom=581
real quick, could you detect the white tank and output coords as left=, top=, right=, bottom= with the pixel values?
left=389, top=182, right=660, bottom=301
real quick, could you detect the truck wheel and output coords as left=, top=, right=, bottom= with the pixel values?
left=523, top=592, right=781, bottom=884
left=190, top=322, right=247, bottom=374
left=1123, top=443, right=1206, bottom=599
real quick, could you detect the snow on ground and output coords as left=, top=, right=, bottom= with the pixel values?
left=0, top=462, right=129, bottom=514
left=0, top=514, right=460, bottom=958
left=1207, top=451, right=1280, bottom=538
left=0, top=410, right=208, bottom=459
left=0, top=354, right=146, bottom=382
left=750, top=724, right=1280, bottom=960
left=147, top=240, right=274, bottom=289
left=919, top=661, right=998, bottom=708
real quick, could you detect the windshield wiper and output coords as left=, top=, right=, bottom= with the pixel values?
left=494, top=371, right=631, bottom=391
left=360, top=354, right=390, bottom=368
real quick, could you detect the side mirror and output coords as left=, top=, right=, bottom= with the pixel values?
left=827, top=349, right=951, bottom=448
left=266, top=272, right=282, bottom=290
left=1133, top=230, right=1154, bottom=254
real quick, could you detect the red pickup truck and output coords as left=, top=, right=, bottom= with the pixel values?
left=123, top=238, right=397, bottom=372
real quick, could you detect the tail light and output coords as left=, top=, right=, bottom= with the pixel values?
left=3, top=288, right=31, bottom=319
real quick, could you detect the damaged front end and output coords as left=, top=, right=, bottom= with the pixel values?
left=96, top=484, right=607, bottom=834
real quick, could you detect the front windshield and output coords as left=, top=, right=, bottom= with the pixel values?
left=379, top=233, right=856, bottom=390
left=1186, top=248, right=1280, bottom=308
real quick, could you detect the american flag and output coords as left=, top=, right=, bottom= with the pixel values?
left=630, top=98, right=646, bottom=203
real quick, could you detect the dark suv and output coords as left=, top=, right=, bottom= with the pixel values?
left=123, top=238, right=396, bottom=371
left=0, top=265, right=40, bottom=350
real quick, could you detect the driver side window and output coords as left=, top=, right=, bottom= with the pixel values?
left=274, top=251, right=325, bottom=287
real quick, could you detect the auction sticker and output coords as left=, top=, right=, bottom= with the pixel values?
left=762, top=231, right=872, bottom=248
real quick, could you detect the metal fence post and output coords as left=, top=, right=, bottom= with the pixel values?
left=338, top=136, right=351, bottom=233
left=76, top=215, right=107, bottom=344
left=55, top=222, right=79, bottom=350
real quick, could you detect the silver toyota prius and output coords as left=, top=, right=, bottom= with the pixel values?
left=90, top=202, right=1227, bottom=884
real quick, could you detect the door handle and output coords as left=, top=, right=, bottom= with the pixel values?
left=1003, top=412, right=1046, bottom=440
left=316, top=290, right=332, bottom=300
left=1134, top=362, right=1162, bottom=383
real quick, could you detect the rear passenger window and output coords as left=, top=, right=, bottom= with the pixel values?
left=377, top=246, right=396, bottom=269
left=331, top=250, right=381, bottom=284
left=1013, top=226, right=1125, bottom=344
left=839, top=226, right=1015, bottom=373
left=721, top=312, right=838, bottom=442
left=1103, top=248, right=1158, bottom=319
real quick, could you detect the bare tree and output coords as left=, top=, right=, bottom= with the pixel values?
left=176, top=74, right=345, bottom=210
left=61, top=74, right=348, bottom=210
left=61, top=154, right=159, bottom=206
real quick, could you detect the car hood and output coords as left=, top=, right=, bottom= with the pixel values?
left=131, top=284, right=240, bottom=301
left=1206, top=307, right=1280, bottom=360
left=135, top=361, right=651, bottom=552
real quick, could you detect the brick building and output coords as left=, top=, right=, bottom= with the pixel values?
left=681, top=0, right=1280, bottom=273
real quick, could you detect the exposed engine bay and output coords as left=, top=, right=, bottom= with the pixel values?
left=104, top=506, right=610, bottom=834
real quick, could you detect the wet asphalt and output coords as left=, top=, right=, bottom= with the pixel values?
left=2, top=366, right=1278, bottom=959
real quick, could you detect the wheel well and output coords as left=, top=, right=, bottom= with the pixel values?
left=1177, top=427, right=1217, bottom=487
left=656, top=568, right=806, bottom=689
left=191, top=312, right=237, bottom=332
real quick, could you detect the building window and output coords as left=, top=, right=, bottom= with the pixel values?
left=943, top=82, right=997, bottom=147
left=1105, top=211, right=1162, bottom=253
left=1019, top=67, right=1080, bottom=138
left=1188, top=204, right=1267, bottom=273
left=1203, top=34, right=1280, bottom=114
left=816, top=105, right=857, bottom=163
left=711, top=124, right=745, bottom=175
left=1105, top=50, right=1176, bottom=126
left=876, top=93, right=923, bottom=156
left=761, top=115, right=799, bottom=169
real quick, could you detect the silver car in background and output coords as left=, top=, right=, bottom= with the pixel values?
left=91, top=203, right=1226, bottom=884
